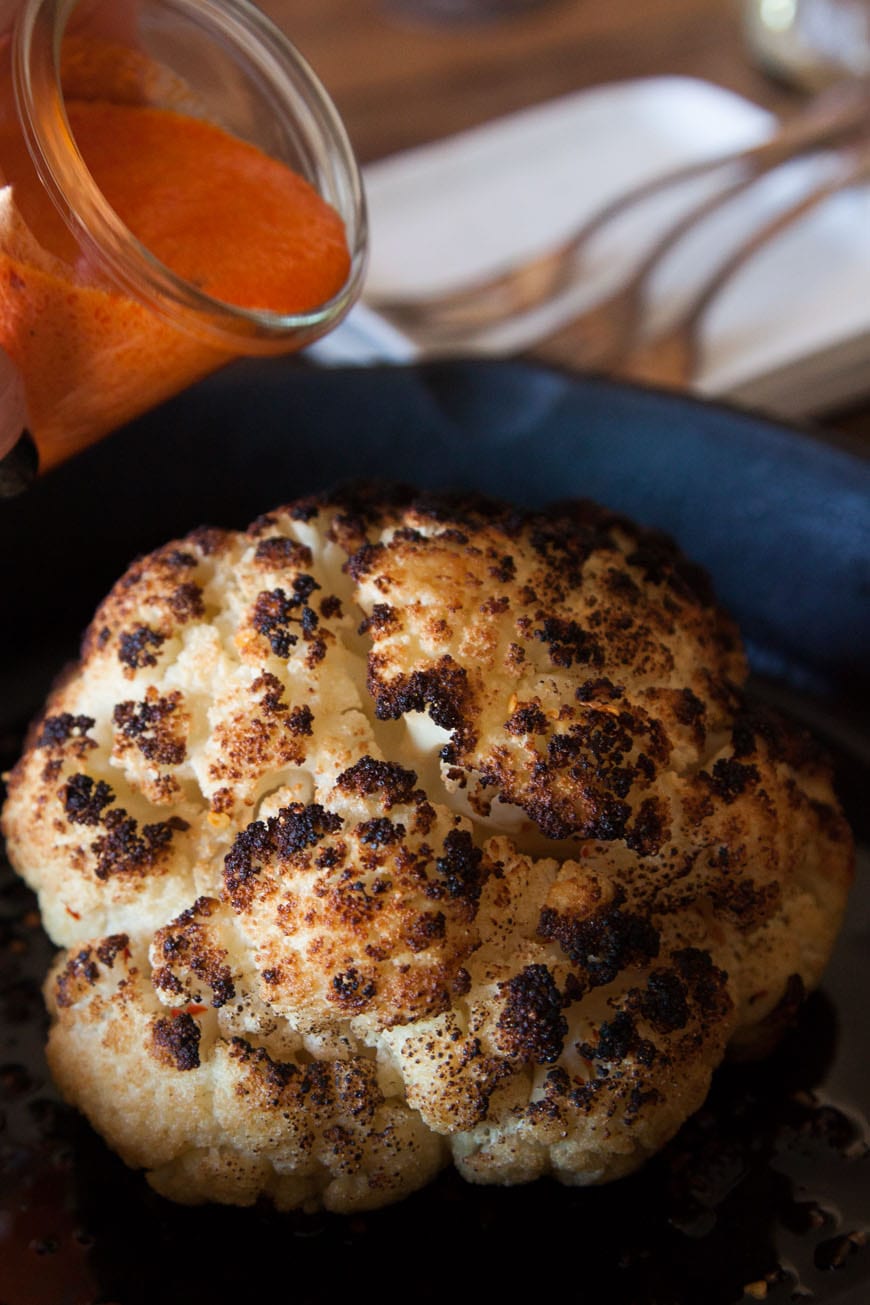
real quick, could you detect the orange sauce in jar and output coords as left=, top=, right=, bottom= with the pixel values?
left=0, top=40, right=353, bottom=471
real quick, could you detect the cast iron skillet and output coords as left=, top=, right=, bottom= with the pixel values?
left=1, top=359, right=868, bottom=1305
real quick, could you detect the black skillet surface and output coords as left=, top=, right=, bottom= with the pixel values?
left=0, top=358, right=868, bottom=1305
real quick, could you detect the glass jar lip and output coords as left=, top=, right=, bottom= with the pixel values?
left=11, top=0, right=368, bottom=352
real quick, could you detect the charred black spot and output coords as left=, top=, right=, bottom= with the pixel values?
left=403, top=911, right=446, bottom=952
left=253, top=536, right=314, bottom=570
left=705, top=757, right=760, bottom=803
left=229, top=1038, right=302, bottom=1103
left=251, top=672, right=286, bottom=715
left=331, top=967, right=377, bottom=1010
left=95, top=934, right=130, bottom=968
left=292, top=574, right=320, bottom=602
left=54, top=947, right=100, bottom=1007
left=578, top=1009, right=656, bottom=1066
left=625, top=797, right=669, bottom=856
left=575, top=678, right=624, bottom=703
left=186, top=526, right=225, bottom=557
left=505, top=703, right=548, bottom=736
left=625, top=1086, right=661, bottom=1119
left=290, top=500, right=319, bottom=523
left=113, top=693, right=186, bottom=766
left=638, top=969, right=690, bottom=1034
left=299, top=1062, right=336, bottom=1108
left=371, top=655, right=470, bottom=732
left=497, top=964, right=567, bottom=1064
left=251, top=589, right=298, bottom=657
left=345, top=540, right=385, bottom=582
left=708, top=877, right=780, bottom=930
left=545, top=708, right=664, bottom=819
left=437, top=527, right=469, bottom=546
left=62, top=773, right=114, bottom=825
left=568, top=1079, right=604, bottom=1111
left=287, top=705, right=314, bottom=736
left=672, top=947, right=731, bottom=1018
left=538, top=890, right=660, bottom=987
left=429, top=829, right=484, bottom=905
left=358, top=603, right=399, bottom=636
left=335, top=757, right=420, bottom=808
left=164, top=549, right=198, bottom=570
left=582, top=799, right=632, bottom=842
left=152, top=966, right=184, bottom=996
left=118, top=625, right=164, bottom=670
left=320, top=594, right=343, bottom=619
left=156, top=901, right=235, bottom=1008
left=224, top=804, right=343, bottom=908
left=167, top=582, right=205, bottom=623
left=92, top=809, right=186, bottom=880
left=605, top=567, right=642, bottom=601
left=489, top=554, right=516, bottom=583
left=305, top=637, right=327, bottom=667
left=534, top=617, right=603, bottom=670
left=356, top=817, right=405, bottom=847
left=37, top=713, right=95, bottom=748
left=673, top=688, right=706, bottom=726
left=252, top=575, right=323, bottom=657
left=150, top=1011, right=201, bottom=1071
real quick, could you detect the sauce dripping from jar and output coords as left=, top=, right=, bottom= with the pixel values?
left=0, top=32, right=356, bottom=472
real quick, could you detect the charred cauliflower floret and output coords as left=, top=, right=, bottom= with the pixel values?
left=1, top=488, right=853, bottom=1214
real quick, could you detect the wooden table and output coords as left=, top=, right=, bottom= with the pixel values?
left=261, top=0, right=870, bottom=444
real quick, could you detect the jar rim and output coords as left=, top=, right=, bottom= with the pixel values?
left=11, top=0, right=368, bottom=352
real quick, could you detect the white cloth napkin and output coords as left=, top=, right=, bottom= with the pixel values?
left=309, top=76, right=870, bottom=420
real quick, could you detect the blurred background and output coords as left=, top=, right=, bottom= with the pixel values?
left=254, top=0, right=870, bottom=443
left=256, top=0, right=803, bottom=164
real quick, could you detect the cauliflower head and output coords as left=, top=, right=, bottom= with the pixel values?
left=1, top=488, right=853, bottom=1213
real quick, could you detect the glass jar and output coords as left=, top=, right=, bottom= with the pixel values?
left=0, top=0, right=367, bottom=471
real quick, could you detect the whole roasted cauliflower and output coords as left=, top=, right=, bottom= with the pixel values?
left=1, top=487, right=853, bottom=1213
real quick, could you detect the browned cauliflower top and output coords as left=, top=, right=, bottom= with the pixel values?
left=1, top=487, right=853, bottom=1214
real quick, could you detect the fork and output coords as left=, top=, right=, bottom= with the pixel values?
left=580, top=135, right=870, bottom=390
left=364, top=76, right=870, bottom=347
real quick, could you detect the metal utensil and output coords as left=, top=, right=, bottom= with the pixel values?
left=364, top=76, right=870, bottom=347
left=604, top=135, right=870, bottom=389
